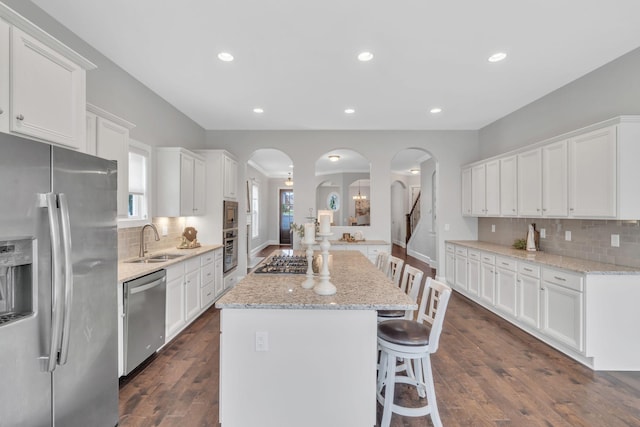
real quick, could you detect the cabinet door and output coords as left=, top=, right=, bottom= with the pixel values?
left=495, top=267, right=517, bottom=317
left=223, top=155, right=238, bottom=199
left=214, top=258, right=224, bottom=296
left=517, top=274, right=541, bottom=329
left=485, top=160, right=500, bottom=216
left=454, top=254, right=468, bottom=291
left=96, top=117, right=129, bottom=218
left=445, top=251, right=455, bottom=287
left=517, top=148, right=542, bottom=217
left=193, top=157, right=206, bottom=215
left=541, top=281, right=584, bottom=351
left=165, top=276, right=185, bottom=339
left=542, top=141, right=568, bottom=217
left=569, top=126, right=617, bottom=218
left=467, top=257, right=480, bottom=296
left=461, top=167, right=472, bottom=216
left=180, top=154, right=195, bottom=216
left=500, top=155, right=518, bottom=216
left=480, top=262, right=495, bottom=306
left=0, top=18, right=8, bottom=133
left=471, top=164, right=486, bottom=216
left=10, top=27, right=85, bottom=150
left=184, top=269, right=201, bottom=322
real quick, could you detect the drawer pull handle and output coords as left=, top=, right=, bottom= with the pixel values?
left=524, top=268, right=533, bottom=272
left=16, top=114, right=24, bottom=121
left=553, top=276, right=566, bottom=282
left=501, top=262, right=509, bottom=266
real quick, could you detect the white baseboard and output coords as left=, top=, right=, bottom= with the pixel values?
left=392, top=239, right=406, bottom=248
left=406, top=248, right=438, bottom=270
left=249, top=240, right=279, bottom=258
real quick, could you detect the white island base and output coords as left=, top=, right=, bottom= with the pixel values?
left=220, top=308, right=377, bottom=427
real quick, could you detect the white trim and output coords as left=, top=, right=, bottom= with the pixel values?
left=87, top=103, right=136, bottom=129
left=407, top=247, right=437, bottom=270
left=249, top=240, right=280, bottom=258
left=392, top=239, right=406, bottom=248
left=0, top=3, right=97, bottom=70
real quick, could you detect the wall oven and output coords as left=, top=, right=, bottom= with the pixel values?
left=223, top=228, right=238, bottom=273
left=223, top=200, right=239, bottom=230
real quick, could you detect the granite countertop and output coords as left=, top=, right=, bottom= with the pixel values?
left=118, top=244, right=223, bottom=283
left=216, top=250, right=416, bottom=310
left=447, top=240, right=640, bottom=275
left=329, top=240, right=389, bottom=245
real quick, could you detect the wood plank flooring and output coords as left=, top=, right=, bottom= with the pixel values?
left=119, top=245, right=640, bottom=426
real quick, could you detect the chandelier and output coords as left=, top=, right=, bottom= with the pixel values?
left=353, top=180, right=367, bottom=200
left=284, top=172, right=293, bottom=186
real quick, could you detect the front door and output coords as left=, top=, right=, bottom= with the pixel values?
left=279, top=189, right=293, bottom=244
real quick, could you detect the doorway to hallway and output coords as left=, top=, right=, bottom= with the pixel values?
left=279, top=189, right=294, bottom=245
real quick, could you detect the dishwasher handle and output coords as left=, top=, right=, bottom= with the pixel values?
left=128, top=277, right=166, bottom=295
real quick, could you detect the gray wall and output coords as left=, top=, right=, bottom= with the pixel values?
left=479, top=46, right=640, bottom=158
left=6, top=1, right=205, bottom=149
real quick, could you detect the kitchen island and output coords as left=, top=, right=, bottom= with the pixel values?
left=215, top=250, right=416, bottom=427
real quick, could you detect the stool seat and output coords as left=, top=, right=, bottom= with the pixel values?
left=378, top=319, right=431, bottom=346
left=377, top=309, right=405, bottom=318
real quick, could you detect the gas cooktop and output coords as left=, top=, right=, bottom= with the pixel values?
left=253, top=255, right=308, bottom=274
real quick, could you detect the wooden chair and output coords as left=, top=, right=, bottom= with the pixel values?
left=376, top=277, right=452, bottom=427
left=377, top=265, right=424, bottom=322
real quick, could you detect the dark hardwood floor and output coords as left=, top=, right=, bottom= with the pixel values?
left=119, top=245, right=640, bottom=426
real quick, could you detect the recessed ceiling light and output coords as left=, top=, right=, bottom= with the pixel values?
left=430, top=107, right=442, bottom=114
left=488, top=52, right=507, bottom=63
left=357, top=51, right=374, bottom=62
left=217, top=52, right=234, bottom=62
left=410, top=169, right=420, bottom=175
left=328, top=155, right=340, bottom=162
left=289, top=164, right=294, bottom=168
left=253, top=107, right=264, bottom=114
left=344, top=108, right=355, bottom=114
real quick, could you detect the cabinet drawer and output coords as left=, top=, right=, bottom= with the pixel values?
left=455, top=247, right=468, bottom=256
left=201, top=263, right=215, bottom=287
left=367, top=245, right=387, bottom=256
left=468, top=250, right=481, bottom=261
left=446, top=244, right=455, bottom=253
left=201, top=251, right=215, bottom=266
left=185, top=257, right=200, bottom=273
left=518, top=262, right=540, bottom=278
left=496, top=256, right=516, bottom=271
left=542, top=268, right=583, bottom=292
left=165, top=263, right=184, bottom=282
left=481, top=253, right=495, bottom=264
left=215, top=249, right=223, bottom=261
left=201, top=281, right=216, bottom=307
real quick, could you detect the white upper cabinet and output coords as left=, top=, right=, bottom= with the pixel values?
left=461, top=167, right=472, bottom=216
left=86, top=104, right=136, bottom=219
left=0, top=18, right=8, bottom=132
left=223, top=154, right=238, bottom=200
left=500, top=155, right=517, bottom=216
left=569, top=126, right=616, bottom=218
left=471, top=164, right=486, bottom=216
left=471, top=160, right=500, bottom=216
left=0, top=3, right=96, bottom=150
left=542, top=140, right=568, bottom=217
left=156, top=147, right=206, bottom=217
left=517, top=148, right=542, bottom=217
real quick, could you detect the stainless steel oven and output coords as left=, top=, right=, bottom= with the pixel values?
left=223, top=228, right=238, bottom=273
left=223, top=200, right=239, bottom=230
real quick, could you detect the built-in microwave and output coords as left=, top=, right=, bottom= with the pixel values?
left=223, top=200, right=238, bottom=230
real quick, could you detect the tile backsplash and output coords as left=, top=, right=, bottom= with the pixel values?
left=118, top=217, right=188, bottom=260
left=478, top=217, right=640, bottom=268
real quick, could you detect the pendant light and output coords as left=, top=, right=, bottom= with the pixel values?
left=353, top=180, right=367, bottom=200
left=284, top=172, right=293, bottom=187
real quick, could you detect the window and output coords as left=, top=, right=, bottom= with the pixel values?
left=251, top=181, right=259, bottom=238
left=127, top=140, right=151, bottom=222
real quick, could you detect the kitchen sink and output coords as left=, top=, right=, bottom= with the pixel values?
left=125, top=253, right=185, bottom=264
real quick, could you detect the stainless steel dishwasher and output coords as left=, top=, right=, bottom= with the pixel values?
left=123, top=269, right=166, bottom=375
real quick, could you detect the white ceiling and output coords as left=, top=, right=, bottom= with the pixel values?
left=32, top=1, right=640, bottom=131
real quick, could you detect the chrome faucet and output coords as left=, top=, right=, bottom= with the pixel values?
left=139, top=223, right=161, bottom=258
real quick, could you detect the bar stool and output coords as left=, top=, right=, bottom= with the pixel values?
left=386, top=255, right=404, bottom=287
left=375, top=252, right=389, bottom=274
left=376, top=277, right=452, bottom=427
left=377, top=265, right=423, bottom=323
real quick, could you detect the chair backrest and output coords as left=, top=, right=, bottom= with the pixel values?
left=399, top=265, right=424, bottom=319
left=386, top=255, right=404, bottom=286
left=375, top=252, right=389, bottom=274
left=416, top=277, right=452, bottom=353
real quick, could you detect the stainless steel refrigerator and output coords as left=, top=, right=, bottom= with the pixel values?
left=0, top=133, right=119, bottom=427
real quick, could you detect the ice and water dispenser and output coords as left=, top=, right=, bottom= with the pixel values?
left=0, top=238, right=34, bottom=325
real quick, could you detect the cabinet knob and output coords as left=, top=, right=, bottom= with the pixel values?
left=536, top=208, right=541, bottom=212
left=16, top=114, right=24, bottom=121
left=570, top=208, right=575, bottom=211
left=0, top=108, right=3, bottom=115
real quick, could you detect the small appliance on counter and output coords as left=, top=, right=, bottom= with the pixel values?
left=178, top=226, right=201, bottom=249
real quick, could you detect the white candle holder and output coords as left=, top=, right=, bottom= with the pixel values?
left=301, top=241, right=316, bottom=289
left=314, top=233, right=336, bottom=295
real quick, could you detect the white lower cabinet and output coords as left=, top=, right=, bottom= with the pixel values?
left=454, top=247, right=468, bottom=291
left=480, top=253, right=495, bottom=306
left=184, top=258, right=201, bottom=322
left=165, top=263, right=186, bottom=341
left=445, top=244, right=455, bottom=287
left=495, top=257, right=517, bottom=317
left=467, top=250, right=480, bottom=296
left=541, top=268, right=584, bottom=352
left=517, top=263, right=541, bottom=329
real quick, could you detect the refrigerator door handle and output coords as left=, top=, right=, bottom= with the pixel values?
left=43, top=192, right=64, bottom=372
left=57, top=193, right=74, bottom=365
